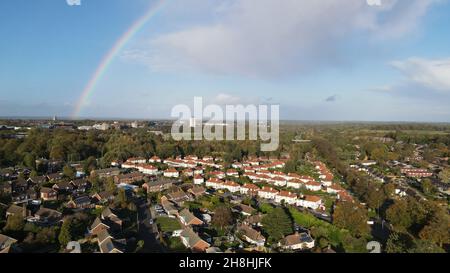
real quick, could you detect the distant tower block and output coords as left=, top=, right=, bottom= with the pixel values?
left=53, top=115, right=57, bottom=121
left=189, top=117, right=197, bottom=128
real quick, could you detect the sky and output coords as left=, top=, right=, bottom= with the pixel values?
left=1, top=0, right=450, bottom=122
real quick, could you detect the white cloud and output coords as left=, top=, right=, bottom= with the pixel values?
left=133, top=0, right=440, bottom=78
left=391, top=57, right=450, bottom=92
left=209, top=93, right=262, bottom=105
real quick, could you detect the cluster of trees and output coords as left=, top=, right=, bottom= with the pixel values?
left=385, top=197, right=449, bottom=252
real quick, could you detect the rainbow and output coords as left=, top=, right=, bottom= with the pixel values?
left=71, top=0, right=167, bottom=119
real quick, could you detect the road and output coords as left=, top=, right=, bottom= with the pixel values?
left=135, top=199, right=166, bottom=253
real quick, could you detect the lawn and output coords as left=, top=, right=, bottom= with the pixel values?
left=166, top=237, right=188, bottom=253
left=156, top=217, right=182, bottom=232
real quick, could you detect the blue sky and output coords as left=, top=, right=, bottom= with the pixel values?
left=1, top=0, right=450, bottom=121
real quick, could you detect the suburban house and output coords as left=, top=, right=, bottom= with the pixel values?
left=40, top=187, right=58, bottom=201
left=240, top=183, right=260, bottom=196
left=90, top=207, right=123, bottom=236
left=245, top=214, right=263, bottom=227
left=97, top=229, right=126, bottom=253
left=28, top=176, right=48, bottom=185
left=91, top=191, right=115, bottom=204
left=179, top=228, right=210, bottom=252
left=142, top=178, right=174, bottom=193
left=121, top=162, right=136, bottom=169
left=91, top=168, right=121, bottom=179
left=166, top=188, right=191, bottom=205
left=114, top=172, right=145, bottom=184
left=188, top=185, right=206, bottom=198
left=138, top=164, right=159, bottom=175
left=6, top=204, right=30, bottom=218
left=33, top=207, right=62, bottom=224
left=305, top=181, right=322, bottom=192
left=226, top=169, right=239, bottom=177
left=257, top=186, right=279, bottom=200
left=70, top=179, right=90, bottom=193
left=327, top=184, right=344, bottom=195
left=279, top=232, right=315, bottom=250
left=222, top=181, right=240, bottom=193
left=52, top=181, right=74, bottom=193
left=161, top=196, right=179, bottom=216
left=205, top=178, right=224, bottom=189
left=149, top=156, right=162, bottom=163
left=46, top=173, right=63, bottom=182
left=127, top=157, right=147, bottom=164
left=67, top=195, right=93, bottom=209
left=209, top=171, right=226, bottom=179
left=164, top=168, right=179, bottom=178
left=286, top=179, right=304, bottom=189
left=238, top=224, right=266, bottom=247
left=272, top=176, right=287, bottom=187
left=178, top=208, right=204, bottom=226
left=0, top=234, right=17, bottom=253
left=233, top=204, right=255, bottom=216
left=297, top=195, right=323, bottom=210
left=401, top=168, right=433, bottom=178
left=193, top=175, right=204, bottom=185
left=274, top=191, right=298, bottom=205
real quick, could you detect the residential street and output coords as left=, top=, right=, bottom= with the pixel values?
left=136, top=199, right=166, bottom=253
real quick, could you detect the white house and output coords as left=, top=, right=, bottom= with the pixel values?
left=127, top=157, right=147, bottom=164
left=326, top=184, right=343, bottom=195
left=279, top=232, right=315, bottom=250
left=205, top=178, right=223, bottom=189
left=305, top=181, right=322, bottom=192
left=193, top=175, right=204, bottom=185
left=231, top=162, right=243, bottom=169
left=149, top=156, right=162, bottom=163
left=275, top=191, right=298, bottom=205
left=140, top=165, right=158, bottom=175
left=226, top=169, right=239, bottom=177
left=286, top=179, right=304, bottom=189
left=164, top=168, right=179, bottom=178
left=272, top=176, right=287, bottom=187
left=240, top=183, right=260, bottom=196
left=257, top=187, right=279, bottom=200
left=297, top=195, right=322, bottom=210
left=209, top=171, right=226, bottom=179
left=121, top=162, right=136, bottom=169
left=238, top=225, right=266, bottom=247
left=222, top=181, right=240, bottom=193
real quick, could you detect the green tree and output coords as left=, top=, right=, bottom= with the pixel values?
left=385, top=232, right=414, bottom=253
left=261, top=207, right=293, bottom=243
left=63, top=165, right=75, bottom=180
left=419, top=210, right=450, bottom=248
left=385, top=199, right=412, bottom=232
left=332, top=202, right=369, bottom=237
left=409, top=240, right=446, bottom=253
left=116, top=188, right=128, bottom=209
left=4, top=213, right=25, bottom=232
left=438, top=168, right=450, bottom=183
left=23, top=153, right=36, bottom=170
left=211, top=206, right=233, bottom=230
left=105, top=177, right=117, bottom=193
left=421, top=179, right=435, bottom=195
left=58, top=219, right=72, bottom=247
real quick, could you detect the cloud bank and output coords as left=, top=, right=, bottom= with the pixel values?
left=134, top=0, right=439, bottom=78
